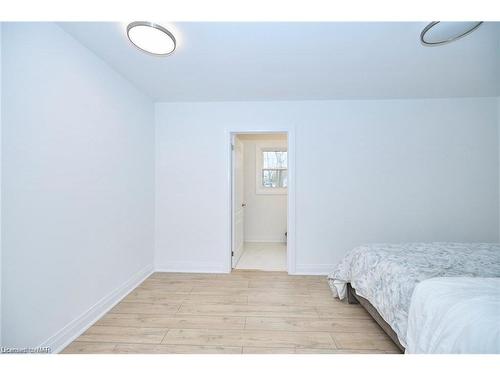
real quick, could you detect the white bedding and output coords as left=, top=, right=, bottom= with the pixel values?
left=406, top=277, right=500, bottom=354
left=328, top=243, right=500, bottom=348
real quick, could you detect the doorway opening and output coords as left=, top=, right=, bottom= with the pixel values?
left=231, top=133, right=288, bottom=272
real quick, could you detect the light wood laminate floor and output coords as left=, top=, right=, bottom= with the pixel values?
left=62, top=270, right=401, bottom=354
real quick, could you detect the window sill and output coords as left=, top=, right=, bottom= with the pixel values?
left=256, top=188, right=288, bottom=195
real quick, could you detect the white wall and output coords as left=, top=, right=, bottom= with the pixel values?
left=0, top=22, right=3, bottom=345
left=238, top=134, right=287, bottom=243
left=155, top=98, right=499, bottom=274
left=498, top=97, right=500, bottom=241
left=1, top=23, right=155, bottom=349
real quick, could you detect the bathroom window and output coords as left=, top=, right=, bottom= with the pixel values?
left=256, top=142, right=288, bottom=195
left=262, top=151, right=288, bottom=188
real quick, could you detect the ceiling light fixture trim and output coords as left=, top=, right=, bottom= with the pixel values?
left=126, top=21, right=176, bottom=56
left=420, top=21, right=483, bottom=46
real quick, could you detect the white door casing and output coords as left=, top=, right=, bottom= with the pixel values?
left=226, top=128, right=295, bottom=275
left=232, top=137, right=245, bottom=267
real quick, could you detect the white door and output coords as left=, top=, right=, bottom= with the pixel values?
left=232, top=136, right=245, bottom=267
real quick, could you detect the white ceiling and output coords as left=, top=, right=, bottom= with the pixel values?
left=59, top=22, right=500, bottom=102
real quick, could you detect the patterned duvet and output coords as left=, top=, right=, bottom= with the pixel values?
left=327, top=243, right=500, bottom=348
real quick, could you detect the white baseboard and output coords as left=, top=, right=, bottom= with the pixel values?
left=156, top=262, right=331, bottom=275
left=41, top=264, right=154, bottom=353
left=155, top=261, right=228, bottom=274
left=244, top=240, right=287, bottom=244
left=294, top=264, right=335, bottom=275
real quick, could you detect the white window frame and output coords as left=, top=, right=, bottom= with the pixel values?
left=255, top=140, right=288, bottom=195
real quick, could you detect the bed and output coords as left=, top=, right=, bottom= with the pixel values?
left=327, top=242, right=500, bottom=351
left=406, top=277, right=500, bottom=354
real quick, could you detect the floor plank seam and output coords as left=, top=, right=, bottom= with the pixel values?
left=329, top=333, right=339, bottom=349
left=87, top=324, right=386, bottom=335
left=75, top=339, right=168, bottom=345
left=160, top=329, right=170, bottom=344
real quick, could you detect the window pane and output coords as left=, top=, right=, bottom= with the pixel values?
left=281, top=170, right=288, bottom=188
left=262, top=170, right=274, bottom=187
left=263, top=151, right=287, bottom=169
left=262, top=169, right=288, bottom=188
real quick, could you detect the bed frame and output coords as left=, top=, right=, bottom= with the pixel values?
left=346, top=283, right=405, bottom=353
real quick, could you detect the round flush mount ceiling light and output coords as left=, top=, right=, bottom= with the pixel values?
left=420, top=21, right=483, bottom=46
left=127, top=21, right=176, bottom=56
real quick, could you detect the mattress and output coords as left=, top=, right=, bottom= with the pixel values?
left=327, top=242, right=500, bottom=348
left=406, top=277, right=500, bottom=353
